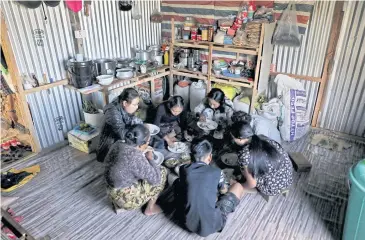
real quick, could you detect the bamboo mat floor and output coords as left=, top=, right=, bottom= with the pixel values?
left=2, top=128, right=365, bottom=240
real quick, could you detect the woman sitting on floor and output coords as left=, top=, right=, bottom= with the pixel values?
left=231, top=111, right=281, bottom=144
left=194, top=88, right=234, bottom=129
left=104, top=124, right=167, bottom=215
left=230, top=121, right=293, bottom=196
left=97, top=88, right=142, bottom=162
left=153, top=96, right=187, bottom=147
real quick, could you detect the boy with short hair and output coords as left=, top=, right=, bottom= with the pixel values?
left=173, top=140, right=245, bottom=237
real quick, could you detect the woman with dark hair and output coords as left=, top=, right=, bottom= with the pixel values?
left=231, top=111, right=281, bottom=144
left=230, top=121, right=293, bottom=196
left=105, top=124, right=167, bottom=215
left=97, top=88, right=143, bottom=162
left=194, top=88, right=234, bottom=129
left=153, top=96, right=187, bottom=147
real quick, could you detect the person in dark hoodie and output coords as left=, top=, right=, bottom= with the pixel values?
left=96, top=88, right=143, bottom=162
left=173, top=140, right=245, bottom=237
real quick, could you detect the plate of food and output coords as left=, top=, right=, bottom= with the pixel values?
left=197, top=119, right=218, bottom=131
left=221, top=153, right=239, bottom=167
left=144, top=124, right=160, bottom=136
left=168, top=142, right=188, bottom=153
left=164, top=158, right=181, bottom=168
left=152, top=151, right=164, bottom=166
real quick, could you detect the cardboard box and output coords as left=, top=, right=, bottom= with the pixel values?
left=68, top=129, right=100, bottom=154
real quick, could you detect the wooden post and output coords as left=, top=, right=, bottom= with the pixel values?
left=69, top=11, right=84, bottom=55
left=312, top=1, right=344, bottom=127
left=251, top=23, right=265, bottom=113
left=207, top=43, right=213, bottom=92
left=150, top=78, right=155, bottom=103
left=1, top=13, right=40, bottom=152
left=169, top=18, right=175, bottom=96
left=102, top=88, right=109, bottom=106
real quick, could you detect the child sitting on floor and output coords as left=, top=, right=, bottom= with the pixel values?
left=172, top=140, right=244, bottom=237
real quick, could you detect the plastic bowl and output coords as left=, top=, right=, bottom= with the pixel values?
left=96, top=75, right=114, bottom=85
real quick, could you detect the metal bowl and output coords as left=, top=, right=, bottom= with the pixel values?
left=116, top=68, right=134, bottom=80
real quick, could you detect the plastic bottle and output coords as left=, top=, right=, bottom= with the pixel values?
left=164, top=50, right=169, bottom=65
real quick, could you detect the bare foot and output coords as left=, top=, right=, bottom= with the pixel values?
left=144, top=205, right=162, bottom=216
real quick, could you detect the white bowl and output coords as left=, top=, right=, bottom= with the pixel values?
left=116, top=68, right=134, bottom=80
left=96, top=75, right=114, bottom=85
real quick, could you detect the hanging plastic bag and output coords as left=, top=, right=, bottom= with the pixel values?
left=132, top=1, right=141, bottom=20
left=273, top=3, right=301, bottom=47
left=151, top=9, right=163, bottom=23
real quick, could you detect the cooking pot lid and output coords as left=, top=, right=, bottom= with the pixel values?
left=44, top=1, right=61, bottom=7
left=17, top=1, right=42, bottom=9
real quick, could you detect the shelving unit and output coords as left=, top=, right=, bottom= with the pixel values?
left=66, top=66, right=169, bottom=105
left=169, top=18, right=265, bottom=112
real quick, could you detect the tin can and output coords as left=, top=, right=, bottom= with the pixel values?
left=201, top=27, right=208, bottom=41
left=208, top=26, right=214, bottom=42
left=191, top=27, right=197, bottom=40
left=197, top=34, right=202, bottom=41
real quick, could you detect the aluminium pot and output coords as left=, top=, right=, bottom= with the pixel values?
left=94, top=58, right=116, bottom=76
left=138, top=50, right=151, bottom=61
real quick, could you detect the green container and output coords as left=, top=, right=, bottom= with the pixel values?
left=343, top=159, right=365, bottom=240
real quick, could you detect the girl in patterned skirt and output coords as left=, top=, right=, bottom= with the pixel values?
left=230, top=121, right=293, bottom=196
left=105, top=124, right=167, bottom=215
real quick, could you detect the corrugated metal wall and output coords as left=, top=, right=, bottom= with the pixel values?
left=2, top=0, right=162, bottom=149
left=319, top=1, right=365, bottom=137
left=272, top=1, right=335, bottom=120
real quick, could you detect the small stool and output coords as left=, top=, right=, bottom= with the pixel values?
left=260, top=189, right=290, bottom=203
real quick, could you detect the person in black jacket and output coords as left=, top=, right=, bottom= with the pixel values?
left=96, top=88, right=142, bottom=162
left=153, top=96, right=188, bottom=147
left=173, top=140, right=245, bottom=237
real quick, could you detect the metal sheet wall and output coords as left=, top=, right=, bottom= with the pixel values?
left=272, top=1, right=335, bottom=120
left=2, top=0, right=162, bottom=149
left=319, top=1, right=365, bottom=137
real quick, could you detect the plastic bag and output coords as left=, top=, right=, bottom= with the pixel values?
left=214, top=30, right=225, bottom=44
left=151, top=9, right=162, bottom=23
left=274, top=74, right=309, bottom=141
left=132, top=1, right=141, bottom=20
left=273, top=3, right=301, bottom=47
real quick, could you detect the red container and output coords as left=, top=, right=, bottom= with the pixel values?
left=197, top=35, right=202, bottom=41
left=191, top=34, right=197, bottom=40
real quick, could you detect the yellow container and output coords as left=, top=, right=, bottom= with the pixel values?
left=68, top=129, right=100, bottom=154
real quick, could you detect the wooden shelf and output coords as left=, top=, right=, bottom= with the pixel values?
left=211, top=76, right=253, bottom=88
left=172, top=68, right=208, bottom=80
left=174, top=41, right=211, bottom=49
left=174, top=40, right=258, bottom=55
left=211, top=74, right=253, bottom=85
left=66, top=66, right=170, bottom=95
left=213, top=45, right=257, bottom=55
left=170, top=18, right=265, bottom=113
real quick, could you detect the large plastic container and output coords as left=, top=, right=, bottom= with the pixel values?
left=343, top=159, right=365, bottom=240
left=190, top=80, right=206, bottom=112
